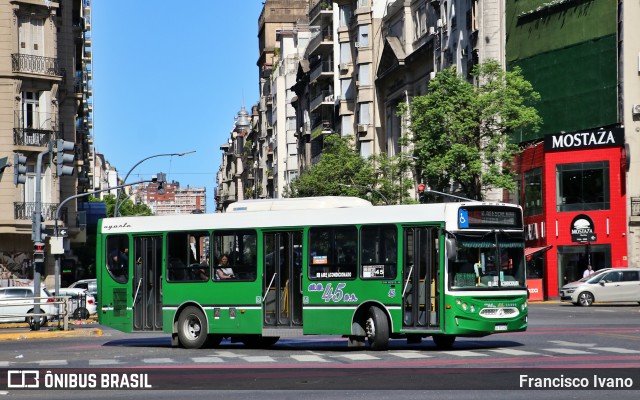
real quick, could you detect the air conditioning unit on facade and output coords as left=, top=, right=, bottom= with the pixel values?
left=633, top=104, right=640, bottom=116
left=339, top=63, right=349, bottom=71
left=355, top=42, right=362, bottom=48
left=357, top=124, right=368, bottom=133
left=429, top=71, right=436, bottom=80
left=429, top=26, right=435, bottom=35
left=436, top=19, right=443, bottom=28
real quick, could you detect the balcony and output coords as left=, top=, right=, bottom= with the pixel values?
left=14, top=202, right=67, bottom=223
left=310, top=61, right=334, bottom=83
left=310, top=90, right=335, bottom=111
left=14, top=112, right=59, bottom=148
left=309, top=1, right=332, bottom=24
left=307, top=27, right=333, bottom=55
left=12, top=54, right=62, bottom=77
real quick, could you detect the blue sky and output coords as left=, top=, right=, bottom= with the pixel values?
left=92, top=1, right=263, bottom=211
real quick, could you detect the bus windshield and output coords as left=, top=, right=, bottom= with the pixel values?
left=449, top=232, right=525, bottom=290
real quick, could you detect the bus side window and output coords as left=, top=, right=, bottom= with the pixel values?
left=106, top=234, right=129, bottom=284
left=309, top=226, right=357, bottom=280
left=166, top=231, right=210, bottom=282
left=212, top=230, right=257, bottom=282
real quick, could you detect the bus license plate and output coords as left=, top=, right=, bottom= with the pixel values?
left=495, top=324, right=507, bottom=331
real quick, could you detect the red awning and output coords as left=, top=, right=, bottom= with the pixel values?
left=525, top=246, right=552, bottom=260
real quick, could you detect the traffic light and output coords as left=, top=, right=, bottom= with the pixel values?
left=32, top=213, right=47, bottom=242
left=156, top=172, right=167, bottom=195
left=33, top=242, right=45, bottom=275
left=417, top=182, right=426, bottom=203
left=13, top=153, right=27, bottom=185
left=56, top=139, right=75, bottom=176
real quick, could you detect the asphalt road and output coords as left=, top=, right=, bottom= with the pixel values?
left=1, top=302, right=639, bottom=399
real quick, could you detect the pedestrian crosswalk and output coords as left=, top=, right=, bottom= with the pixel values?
left=7, top=341, right=640, bottom=367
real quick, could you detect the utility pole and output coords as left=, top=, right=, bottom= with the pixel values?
left=31, top=142, right=54, bottom=330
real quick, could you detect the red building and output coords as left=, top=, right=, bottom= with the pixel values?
left=514, top=128, right=628, bottom=300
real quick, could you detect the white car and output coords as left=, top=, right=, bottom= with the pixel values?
left=0, top=286, right=54, bottom=326
left=560, top=267, right=640, bottom=306
left=52, top=288, right=97, bottom=319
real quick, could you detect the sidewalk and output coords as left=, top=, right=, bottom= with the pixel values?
left=0, top=318, right=103, bottom=341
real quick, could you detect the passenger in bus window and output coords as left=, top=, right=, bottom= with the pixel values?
left=216, top=254, right=235, bottom=279
left=199, top=255, right=210, bottom=280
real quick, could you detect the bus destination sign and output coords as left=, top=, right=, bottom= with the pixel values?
left=458, top=207, right=521, bottom=229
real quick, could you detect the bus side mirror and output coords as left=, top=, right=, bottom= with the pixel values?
left=446, top=238, right=457, bottom=261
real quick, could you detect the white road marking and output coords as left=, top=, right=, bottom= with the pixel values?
left=489, top=348, right=540, bottom=356
left=441, top=351, right=488, bottom=357
left=142, top=358, right=174, bottom=363
left=388, top=351, right=432, bottom=359
left=543, top=348, right=594, bottom=355
left=291, top=355, right=330, bottom=362
left=243, top=356, right=275, bottom=362
left=191, top=357, right=224, bottom=363
left=334, top=354, right=380, bottom=361
left=38, top=360, right=68, bottom=366
left=548, top=340, right=595, bottom=347
left=596, top=347, right=640, bottom=354
left=89, top=359, right=123, bottom=366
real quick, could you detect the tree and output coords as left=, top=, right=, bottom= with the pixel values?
left=90, top=194, right=153, bottom=217
left=404, top=60, right=542, bottom=200
left=285, top=135, right=416, bottom=205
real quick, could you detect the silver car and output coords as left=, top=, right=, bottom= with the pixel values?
left=560, top=267, right=640, bottom=306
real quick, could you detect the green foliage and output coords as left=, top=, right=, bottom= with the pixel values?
left=403, top=60, right=542, bottom=200
left=91, top=194, right=153, bottom=217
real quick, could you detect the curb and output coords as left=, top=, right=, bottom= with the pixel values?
left=0, top=327, right=103, bottom=341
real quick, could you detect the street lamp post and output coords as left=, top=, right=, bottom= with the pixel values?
left=338, top=183, right=390, bottom=205
left=114, top=151, right=195, bottom=216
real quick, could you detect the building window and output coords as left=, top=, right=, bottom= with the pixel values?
left=524, top=168, right=542, bottom=216
left=357, top=25, right=369, bottom=47
left=358, top=103, right=370, bottom=125
left=556, top=161, right=610, bottom=212
left=339, top=5, right=352, bottom=27
left=358, top=63, right=371, bottom=86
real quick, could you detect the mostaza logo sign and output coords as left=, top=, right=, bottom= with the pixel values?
left=544, top=128, right=624, bottom=152
left=570, top=214, right=597, bottom=243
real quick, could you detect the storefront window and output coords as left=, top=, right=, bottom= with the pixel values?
left=557, top=244, right=611, bottom=290
left=556, top=161, right=610, bottom=212
left=524, top=168, right=542, bottom=216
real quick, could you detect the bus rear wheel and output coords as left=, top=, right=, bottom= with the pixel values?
left=365, top=306, right=389, bottom=350
left=178, top=306, right=208, bottom=349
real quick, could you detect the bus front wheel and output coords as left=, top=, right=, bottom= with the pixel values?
left=365, top=306, right=389, bottom=350
left=178, top=306, right=208, bottom=349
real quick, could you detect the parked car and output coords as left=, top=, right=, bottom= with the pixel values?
left=68, top=279, right=97, bottom=298
left=560, top=267, right=640, bottom=306
left=51, top=288, right=97, bottom=319
left=0, top=286, right=54, bottom=326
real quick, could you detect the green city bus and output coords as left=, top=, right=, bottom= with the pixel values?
left=96, top=197, right=528, bottom=350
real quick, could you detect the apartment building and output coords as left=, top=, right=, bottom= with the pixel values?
left=137, top=182, right=206, bottom=215
left=0, top=0, right=94, bottom=281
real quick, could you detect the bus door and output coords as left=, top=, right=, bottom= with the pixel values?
left=133, top=236, right=163, bottom=331
left=263, top=231, right=303, bottom=327
left=402, top=227, right=440, bottom=329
